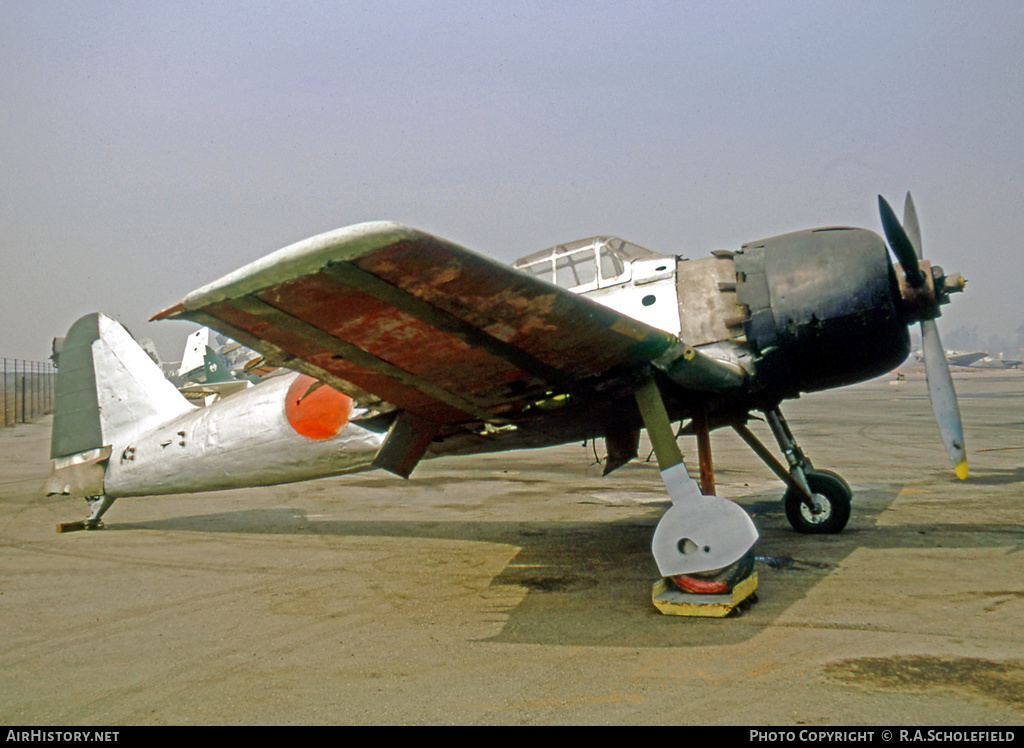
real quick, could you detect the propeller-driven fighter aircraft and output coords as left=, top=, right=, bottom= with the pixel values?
left=47, top=194, right=967, bottom=595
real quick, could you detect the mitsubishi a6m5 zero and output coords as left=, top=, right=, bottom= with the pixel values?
left=47, top=194, right=967, bottom=608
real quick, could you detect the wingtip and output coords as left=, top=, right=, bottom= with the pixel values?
left=150, top=301, right=186, bottom=321
left=955, top=460, right=968, bottom=480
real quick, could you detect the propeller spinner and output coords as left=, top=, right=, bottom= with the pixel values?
left=879, top=193, right=968, bottom=479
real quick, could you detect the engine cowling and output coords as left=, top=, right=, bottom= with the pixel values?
left=733, top=227, right=910, bottom=397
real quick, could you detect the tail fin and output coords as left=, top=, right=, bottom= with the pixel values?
left=178, top=327, right=211, bottom=378
left=202, top=345, right=235, bottom=384
left=51, top=313, right=194, bottom=462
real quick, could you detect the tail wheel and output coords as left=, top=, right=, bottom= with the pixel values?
left=784, top=470, right=852, bottom=534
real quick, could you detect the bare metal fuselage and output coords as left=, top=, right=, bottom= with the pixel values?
left=104, top=372, right=384, bottom=498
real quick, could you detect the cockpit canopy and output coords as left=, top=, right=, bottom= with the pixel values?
left=512, top=236, right=666, bottom=292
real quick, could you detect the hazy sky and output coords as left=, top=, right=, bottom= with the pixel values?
left=2, top=0, right=1022, bottom=362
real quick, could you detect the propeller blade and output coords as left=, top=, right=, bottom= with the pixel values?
left=879, top=195, right=926, bottom=287
left=902, top=192, right=923, bottom=259
left=921, top=318, right=968, bottom=479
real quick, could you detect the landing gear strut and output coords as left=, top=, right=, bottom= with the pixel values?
left=731, top=406, right=852, bottom=534
left=633, top=375, right=760, bottom=616
left=633, top=377, right=759, bottom=579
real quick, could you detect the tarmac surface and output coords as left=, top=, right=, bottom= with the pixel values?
left=1, top=369, right=1022, bottom=725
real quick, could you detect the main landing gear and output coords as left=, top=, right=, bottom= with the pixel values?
left=638, top=399, right=853, bottom=616
left=641, top=399, right=853, bottom=615
left=633, top=378, right=760, bottom=616
left=729, top=406, right=853, bottom=534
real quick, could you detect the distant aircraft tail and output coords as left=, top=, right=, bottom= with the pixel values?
left=202, top=345, right=235, bottom=384
left=178, top=327, right=211, bottom=378
left=49, top=314, right=194, bottom=478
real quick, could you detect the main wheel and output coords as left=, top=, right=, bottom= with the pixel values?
left=669, top=549, right=756, bottom=594
left=784, top=470, right=852, bottom=534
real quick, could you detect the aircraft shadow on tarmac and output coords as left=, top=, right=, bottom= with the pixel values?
left=962, top=465, right=1024, bottom=486
left=111, top=478, right=1023, bottom=649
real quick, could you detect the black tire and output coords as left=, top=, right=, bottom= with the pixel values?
left=784, top=470, right=852, bottom=534
left=808, top=467, right=852, bottom=497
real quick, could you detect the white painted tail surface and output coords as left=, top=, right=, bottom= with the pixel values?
left=92, top=314, right=196, bottom=445
left=178, top=327, right=211, bottom=377
left=51, top=313, right=195, bottom=461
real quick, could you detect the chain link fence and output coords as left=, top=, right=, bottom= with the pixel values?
left=2, top=358, right=57, bottom=428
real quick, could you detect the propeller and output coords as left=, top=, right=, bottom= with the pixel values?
left=879, top=194, right=968, bottom=479
left=879, top=195, right=926, bottom=287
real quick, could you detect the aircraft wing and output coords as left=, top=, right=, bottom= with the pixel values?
left=153, top=222, right=743, bottom=474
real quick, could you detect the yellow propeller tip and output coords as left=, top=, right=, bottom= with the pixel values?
left=955, top=461, right=968, bottom=480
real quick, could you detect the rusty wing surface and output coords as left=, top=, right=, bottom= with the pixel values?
left=154, top=222, right=683, bottom=426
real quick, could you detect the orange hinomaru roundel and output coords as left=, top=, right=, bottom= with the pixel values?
left=285, top=374, right=353, bottom=440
